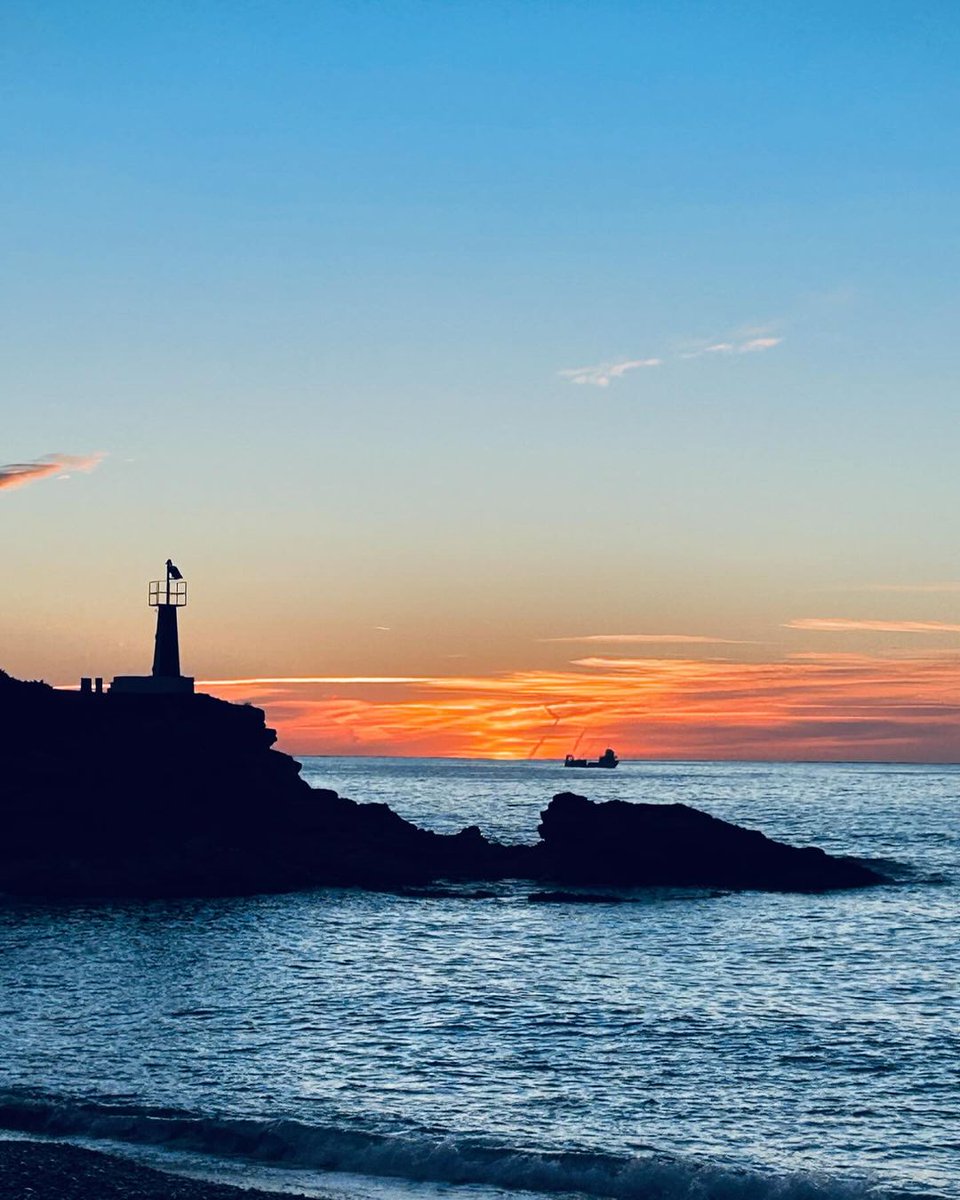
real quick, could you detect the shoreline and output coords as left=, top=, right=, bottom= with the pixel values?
left=0, top=1140, right=315, bottom=1200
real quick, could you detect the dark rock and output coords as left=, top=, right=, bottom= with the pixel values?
left=0, top=670, right=884, bottom=898
left=0, top=670, right=532, bottom=896
left=534, top=791, right=882, bottom=892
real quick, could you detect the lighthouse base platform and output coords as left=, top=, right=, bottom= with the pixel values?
left=110, top=675, right=195, bottom=695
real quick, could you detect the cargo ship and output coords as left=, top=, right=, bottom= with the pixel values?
left=563, top=748, right=619, bottom=769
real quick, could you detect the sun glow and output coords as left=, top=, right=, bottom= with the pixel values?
left=199, top=652, right=960, bottom=762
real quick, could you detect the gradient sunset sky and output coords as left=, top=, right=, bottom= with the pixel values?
left=4, top=2, right=960, bottom=759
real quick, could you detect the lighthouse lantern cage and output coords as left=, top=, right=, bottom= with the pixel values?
left=148, top=579, right=187, bottom=607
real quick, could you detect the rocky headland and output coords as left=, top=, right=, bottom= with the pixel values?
left=0, top=670, right=883, bottom=897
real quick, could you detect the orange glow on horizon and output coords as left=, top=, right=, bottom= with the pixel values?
left=198, top=652, right=960, bottom=762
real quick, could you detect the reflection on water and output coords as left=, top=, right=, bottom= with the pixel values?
left=0, top=760, right=957, bottom=1199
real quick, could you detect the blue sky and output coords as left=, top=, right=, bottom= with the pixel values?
left=3, top=2, right=960, bottom=756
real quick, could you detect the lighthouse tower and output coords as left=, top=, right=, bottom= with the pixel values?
left=150, top=559, right=186, bottom=678
left=110, top=560, right=195, bottom=695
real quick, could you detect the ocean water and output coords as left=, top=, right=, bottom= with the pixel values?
left=0, top=759, right=957, bottom=1200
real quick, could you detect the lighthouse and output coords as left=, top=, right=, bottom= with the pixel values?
left=110, top=560, right=195, bottom=695
left=151, top=558, right=186, bottom=678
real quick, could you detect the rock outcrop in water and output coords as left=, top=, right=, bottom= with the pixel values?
left=533, top=791, right=880, bottom=891
left=0, top=670, right=882, bottom=897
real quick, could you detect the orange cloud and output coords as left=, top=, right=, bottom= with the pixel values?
left=0, top=452, right=105, bottom=491
left=199, top=676, right=431, bottom=686
left=786, top=618, right=960, bottom=635
left=540, top=633, right=750, bottom=645
left=200, top=653, right=960, bottom=762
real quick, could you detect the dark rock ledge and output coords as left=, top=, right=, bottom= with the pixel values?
left=0, top=670, right=883, bottom=898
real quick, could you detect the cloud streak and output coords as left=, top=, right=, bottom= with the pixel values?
left=785, top=618, right=960, bottom=635
left=559, top=326, right=782, bottom=386
left=682, top=336, right=782, bottom=358
left=540, top=633, right=750, bottom=645
left=854, top=583, right=960, bottom=594
left=198, top=676, right=431, bottom=686
left=558, top=359, right=662, bottom=387
left=0, top=452, right=105, bottom=492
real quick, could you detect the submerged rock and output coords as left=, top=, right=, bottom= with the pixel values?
left=0, top=670, right=883, bottom=898
left=527, top=890, right=627, bottom=904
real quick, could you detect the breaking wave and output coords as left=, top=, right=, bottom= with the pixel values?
left=0, top=1091, right=897, bottom=1200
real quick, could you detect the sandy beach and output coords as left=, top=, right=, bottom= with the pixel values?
left=0, top=1141, right=311, bottom=1200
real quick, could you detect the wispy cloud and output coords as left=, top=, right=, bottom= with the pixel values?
left=559, top=323, right=783, bottom=386
left=785, top=618, right=960, bottom=635
left=570, top=656, right=680, bottom=670
left=198, top=676, right=431, bottom=686
left=558, top=359, right=662, bottom=387
left=0, top=452, right=105, bottom=492
left=540, top=633, right=750, bottom=645
left=845, top=583, right=960, bottom=594
left=682, top=335, right=782, bottom=358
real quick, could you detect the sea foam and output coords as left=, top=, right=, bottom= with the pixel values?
left=0, top=1092, right=896, bottom=1200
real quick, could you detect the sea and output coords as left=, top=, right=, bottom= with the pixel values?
left=0, top=759, right=957, bottom=1200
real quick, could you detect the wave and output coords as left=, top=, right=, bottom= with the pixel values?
left=0, top=1091, right=897, bottom=1200
left=856, top=856, right=951, bottom=887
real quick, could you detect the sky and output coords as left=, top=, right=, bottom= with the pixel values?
left=3, top=1, right=960, bottom=760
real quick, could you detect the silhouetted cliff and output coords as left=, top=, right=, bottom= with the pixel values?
left=0, top=671, right=882, bottom=897
left=0, top=670, right=525, bottom=895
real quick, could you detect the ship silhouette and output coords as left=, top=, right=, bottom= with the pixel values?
left=564, top=748, right=619, bottom=769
